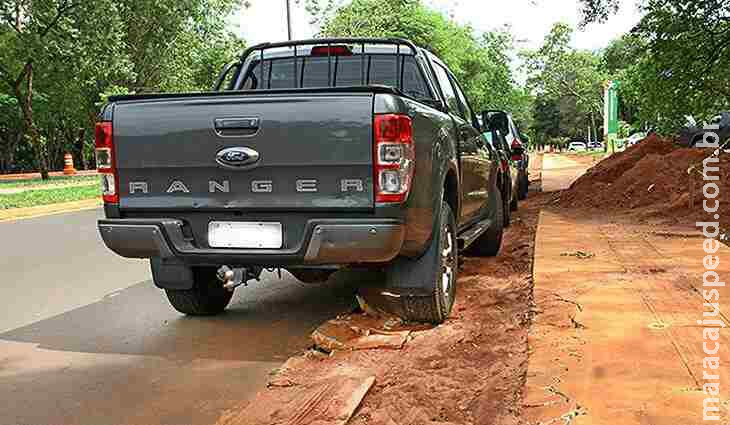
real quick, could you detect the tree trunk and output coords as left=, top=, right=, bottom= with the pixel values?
left=76, top=127, right=87, bottom=170
left=13, top=60, right=49, bottom=179
left=590, top=112, right=603, bottom=153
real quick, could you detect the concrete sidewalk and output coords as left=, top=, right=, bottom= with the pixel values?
left=525, top=213, right=729, bottom=424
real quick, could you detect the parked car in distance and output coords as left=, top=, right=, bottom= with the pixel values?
left=626, top=132, right=647, bottom=147
left=568, top=141, right=587, bottom=152
left=587, top=141, right=603, bottom=150
left=96, top=38, right=511, bottom=325
left=482, top=110, right=530, bottom=201
left=481, top=128, right=519, bottom=221
left=678, top=112, right=730, bottom=147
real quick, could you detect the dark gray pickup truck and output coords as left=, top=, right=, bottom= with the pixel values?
left=96, top=38, right=508, bottom=324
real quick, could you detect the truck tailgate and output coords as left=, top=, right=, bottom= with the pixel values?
left=113, top=93, right=374, bottom=210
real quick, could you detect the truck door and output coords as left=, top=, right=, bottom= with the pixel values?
left=429, top=59, right=489, bottom=226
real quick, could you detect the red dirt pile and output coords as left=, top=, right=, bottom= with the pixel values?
left=559, top=134, right=729, bottom=230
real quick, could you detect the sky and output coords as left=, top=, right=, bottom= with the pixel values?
left=231, top=0, right=644, bottom=51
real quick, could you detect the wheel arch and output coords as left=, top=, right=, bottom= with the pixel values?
left=443, top=166, right=459, bottom=222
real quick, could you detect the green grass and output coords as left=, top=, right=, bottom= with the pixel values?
left=0, top=184, right=100, bottom=209
left=0, top=174, right=98, bottom=189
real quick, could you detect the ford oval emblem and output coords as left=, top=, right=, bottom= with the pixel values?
left=216, top=147, right=260, bottom=169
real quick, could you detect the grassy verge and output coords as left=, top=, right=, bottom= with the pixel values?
left=0, top=184, right=100, bottom=209
left=0, top=174, right=98, bottom=189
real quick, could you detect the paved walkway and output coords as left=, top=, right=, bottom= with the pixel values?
left=541, top=154, right=590, bottom=192
left=525, top=155, right=729, bottom=424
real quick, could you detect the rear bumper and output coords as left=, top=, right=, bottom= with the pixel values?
left=98, top=218, right=405, bottom=266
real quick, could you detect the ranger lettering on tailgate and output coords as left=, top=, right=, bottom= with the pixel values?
left=127, top=178, right=365, bottom=194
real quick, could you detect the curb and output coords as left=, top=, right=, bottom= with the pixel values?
left=0, top=170, right=98, bottom=181
left=0, top=198, right=102, bottom=222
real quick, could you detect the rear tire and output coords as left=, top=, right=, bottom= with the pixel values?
left=165, top=267, right=233, bottom=316
left=466, top=189, right=504, bottom=257
left=368, top=201, right=458, bottom=324
left=510, top=187, right=519, bottom=211
left=289, top=269, right=334, bottom=284
left=518, top=172, right=529, bottom=200
left=503, top=182, right=512, bottom=227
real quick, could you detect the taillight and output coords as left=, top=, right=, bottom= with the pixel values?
left=374, top=114, right=415, bottom=203
left=311, top=45, right=353, bottom=56
left=511, top=140, right=524, bottom=161
left=95, top=121, right=118, bottom=204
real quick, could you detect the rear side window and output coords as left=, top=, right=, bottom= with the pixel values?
left=238, top=55, right=433, bottom=101
left=431, top=63, right=460, bottom=116
left=451, top=77, right=475, bottom=125
left=402, top=58, right=430, bottom=99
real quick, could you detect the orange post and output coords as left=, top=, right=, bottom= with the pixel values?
left=63, top=153, right=76, bottom=175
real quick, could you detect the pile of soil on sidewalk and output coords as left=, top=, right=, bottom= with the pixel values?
left=219, top=194, right=551, bottom=425
left=558, top=134, right=729, bottom=231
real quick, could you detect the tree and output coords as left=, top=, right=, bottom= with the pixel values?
left=117, top=0, right=245, bottom=93
left=522, top=23, right=606, bottom=143
left=0, top=0, right=246, bottom=175
left=0, top=0, right=82, bottom=179
left=307, top=0, right=525, bottom=115
left=531, top=97, right=561, bottom=149
left=582, top=0, right=730, bottom=132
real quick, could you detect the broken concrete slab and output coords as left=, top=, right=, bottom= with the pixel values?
left=218, top=365, right=375, bottom=425
left=311, top=314, right=412, bottom=353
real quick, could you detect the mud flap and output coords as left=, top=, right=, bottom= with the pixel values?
left=150, top=258, right=194, bottom=290
left=359, top=201, right=445, bottom=318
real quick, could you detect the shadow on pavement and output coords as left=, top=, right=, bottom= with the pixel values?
left=1, top=269, right=367, bottom=363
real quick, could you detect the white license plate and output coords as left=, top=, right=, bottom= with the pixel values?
left=208, top=221, right=283, bottom=249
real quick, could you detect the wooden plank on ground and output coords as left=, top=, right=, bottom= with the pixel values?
left=218, top=366, right=374, bottom=425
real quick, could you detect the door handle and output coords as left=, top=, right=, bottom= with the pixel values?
left=214, top=117, right=259, bottom=131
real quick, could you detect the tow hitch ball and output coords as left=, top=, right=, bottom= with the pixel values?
left=216, top=265, right=262, bottom=291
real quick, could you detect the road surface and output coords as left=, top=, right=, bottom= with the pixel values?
left=0, top=209, right=361, bottom=425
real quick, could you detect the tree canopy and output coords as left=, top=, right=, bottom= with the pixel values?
left=309, top=0, right=531, bottom=122
left=582, top=0, right=730, bottom=132
left=0, top=0, right=245, bottom=175
left=521, top=23, right=606, bottom=147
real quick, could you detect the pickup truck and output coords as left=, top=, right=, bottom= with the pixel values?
left=96, top=38, right=509, bottom=324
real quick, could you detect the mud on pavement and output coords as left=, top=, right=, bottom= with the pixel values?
left=218, top=194, right=551, bottom=425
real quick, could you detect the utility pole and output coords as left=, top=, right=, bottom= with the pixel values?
left=285, top=0, right=293, bottom=41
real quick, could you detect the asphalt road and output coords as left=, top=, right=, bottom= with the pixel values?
left=0, top=209, right=360, bottom=425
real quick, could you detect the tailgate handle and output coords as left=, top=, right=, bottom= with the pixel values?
left=214, top=117, right=260, bottom=131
